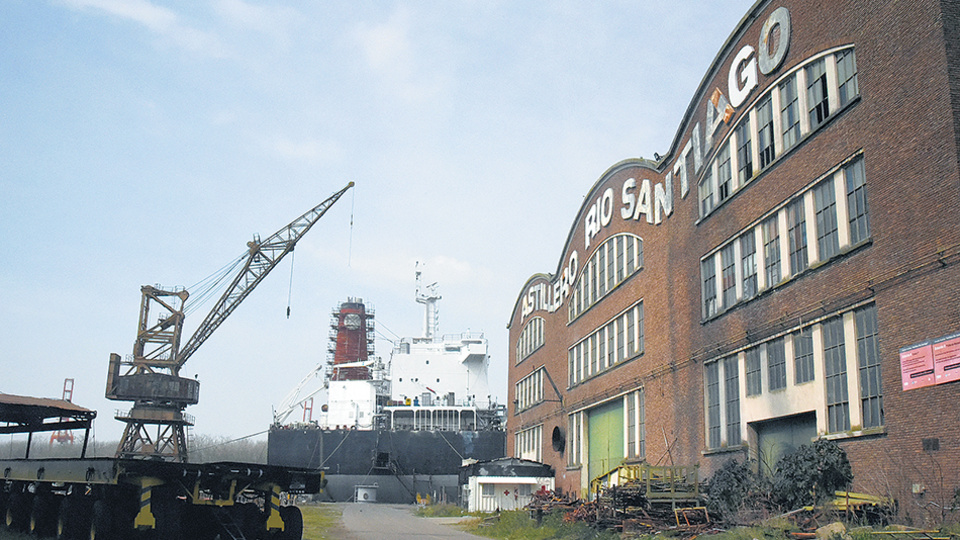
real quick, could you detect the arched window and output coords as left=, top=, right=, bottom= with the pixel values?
left=569, top=233, right=643, bottom=321
left=516, top=316, right=545, bottom=364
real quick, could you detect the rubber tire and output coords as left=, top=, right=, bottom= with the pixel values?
left=90, top=500, right=112, bottom=540
left=278, top=506, right=302, bottom=540
left=6, top=489, right=32, bottom=532
left=31, top=494, right=60, bottom=538
left=155, top=498, right=182, bottom=540
left=0, top=489, right=7, bottom=527
left=56, top=496, right=76, bottom=540
left=235, top=503, right=263, bottom=540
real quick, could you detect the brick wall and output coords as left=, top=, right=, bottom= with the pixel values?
left=507, top=0, right=960, bottom=511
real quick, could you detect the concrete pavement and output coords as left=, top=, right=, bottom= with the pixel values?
left=335, top=503, right=482, bottom=539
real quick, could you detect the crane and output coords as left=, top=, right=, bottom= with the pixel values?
left=105, top=182, right=354, bottom=462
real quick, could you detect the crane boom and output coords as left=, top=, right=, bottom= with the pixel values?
left=107, top=181, right=354, bottom=462
left=175, top=181, right=353, bottom=368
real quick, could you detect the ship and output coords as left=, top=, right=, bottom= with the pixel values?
left=267, top=270, right=506, bottom=503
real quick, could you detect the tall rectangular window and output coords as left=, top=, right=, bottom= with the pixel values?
left=724, top=356, right=741, bottom=445
left=763, top=216, right=781, bottom=287
left=706, top=362, right=721, bottom=448
left=767, top=338, right=787, bottom=391
left=823, top=317, right=850, bottom=432
left=636, top=303, right=644, bottom=355
left=837, top=49, right=859, bottom=107
left=637, top=388, right=645, bottom=458
left=718, top=143, right=732, bottom=201
left=700, top=167, right=715, bottom=216
left=814, top=178, right=840, bottom=260
left=721, top=243, right=737, bottom=309
left=598, top=246, right=607, bottom=296
left=741, top=232, right=757, bottom=300
left=590, top=334, right=599, bottom=374
left=856, top=305, right=883, bottom=428
left=607, top=321, right=616, bottom=366
left=617, top=316, right=625, bottom=361
left=757, top=96, right=775, bottom=168
left=627, top=391, right=636, bottom=457
left=616, top=236, right=625, bottom=282
left=806, top=58, right=829, bottom=129
left=746, top=347, right=762, bottom=396
left=606, top=242, right=615, bottom=292
left=736, top=121, right=753, bottom=183
left=702, top=257, right=717, bottom=318
left=845, top=158, right=870, bottom=244
left=597, top=328, right=606, bottom=370
left=787, top=198, right=807, bottom=275
left=780, top=76, right=800, bottom=150
left=575, top=344, right=582, bottom=383
left=793, top=326, right=815, bottom=384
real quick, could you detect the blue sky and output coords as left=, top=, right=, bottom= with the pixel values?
left=1, top=0, right=754, bottom=445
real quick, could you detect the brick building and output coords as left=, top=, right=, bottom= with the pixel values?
left=506, top=0, right=960, bottom=521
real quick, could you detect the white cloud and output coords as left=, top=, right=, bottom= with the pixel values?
left=62, top=0, right=228, bottom=57
left=213, top=0, right=299, bottom=40
left=351, top=6, right=448, bottom=103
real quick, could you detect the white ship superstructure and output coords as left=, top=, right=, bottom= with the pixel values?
left=272, top=270, right=502, bottom=433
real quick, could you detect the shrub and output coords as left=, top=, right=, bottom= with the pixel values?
left=705, top=458, right=772, bottom=524
left=772, top=439, right=852, bottom=510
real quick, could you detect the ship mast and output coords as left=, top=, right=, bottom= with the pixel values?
left=415, top=263, right=441, bottom=340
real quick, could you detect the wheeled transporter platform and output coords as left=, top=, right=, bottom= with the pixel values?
left=0, top=393, right=323, bottom=539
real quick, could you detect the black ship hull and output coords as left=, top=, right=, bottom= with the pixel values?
left=267, top=427, right=506, bottom=503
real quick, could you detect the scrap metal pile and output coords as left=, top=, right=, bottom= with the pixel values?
left=525, top=466, right=717, bottom=538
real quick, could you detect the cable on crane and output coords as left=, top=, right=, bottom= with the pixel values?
left=286, top=249, right=295, bottom=319
left=183, top=253, right=246, bottom=318
left=348, top=185, right=355, bottom=267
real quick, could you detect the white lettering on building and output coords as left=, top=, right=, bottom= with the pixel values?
left=520, top=6, right=791, bottom=321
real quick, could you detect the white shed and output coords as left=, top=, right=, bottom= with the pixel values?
left=459, top=457, right=554, bottom=513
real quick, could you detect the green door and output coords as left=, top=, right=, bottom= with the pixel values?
left=587, top=399, right=624, bottom=484
left=754, top=412, right=817, bottom=476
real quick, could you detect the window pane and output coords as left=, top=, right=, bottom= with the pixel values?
left=736, top=121, right=754, bottom=184
left=718, top=143, right=732, bottom=201
left=823, top=317, right=850, bottom=432
left=787, top=198, right=807, bottom=275
left=806, top=58, right=829, bottom=129
left=856, top=305, right=883, bottom=428
left=746, top=347, right=762, bottom=396
left=837, top=49, right=859, bottom=107
left=724, top=356, right=741, bottom=445
left=741, top=232, right=757, bottom=300
left=757, top=96, right=775, bottom=168
left=721, top=244, right=737, bottom=309
left=780, top=76, right=800, bottom=149
left=845, top=159, right=870, bottom=244
left=700, top=167, right=715, bottom=216
left=815, top=178, right=840, bottom=259
left=763, top=216, right=781, bottom=287
left=702, top=256, right=717, bottom=317
left=793, top=327, right=815, bottom=384
left=767, top=338, right=786, bottom=391
left=706, top=362, right=721, bottom=448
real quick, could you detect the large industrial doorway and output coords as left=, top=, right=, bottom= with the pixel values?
left=587, top=399, right=624, bottom=483
left=752, top=412, right=817, bottom=476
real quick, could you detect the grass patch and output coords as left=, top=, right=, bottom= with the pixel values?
left=462, top=509, right=619, bottom=540
left=300, top=503, right=345, bottom=540
left=415, top=503, right=468, bottom=518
